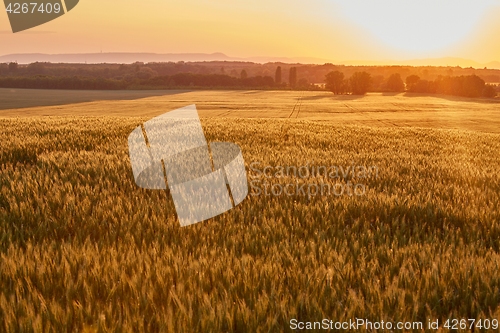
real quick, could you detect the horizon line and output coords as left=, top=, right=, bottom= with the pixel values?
left=0, top=52, right=499, bottom=69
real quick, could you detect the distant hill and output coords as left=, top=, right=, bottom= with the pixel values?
left=2, top=52, right=498, bottom=69
left=0, top=52, right=329, bottom=65
left=0, top=52, right=234, bottom=64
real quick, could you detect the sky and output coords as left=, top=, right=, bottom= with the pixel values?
left=1, top=0, right=500, bottom=64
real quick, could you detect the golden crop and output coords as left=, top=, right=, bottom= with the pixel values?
left=0, top=114, right=499, bottom=332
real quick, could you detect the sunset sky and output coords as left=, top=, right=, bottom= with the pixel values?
left=2, top=0, right=500, bottom=64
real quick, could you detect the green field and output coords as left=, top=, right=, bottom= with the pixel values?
left=1, top=90, right=500, bottom=332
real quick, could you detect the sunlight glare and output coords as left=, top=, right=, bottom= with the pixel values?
left=335, top=0, right=499, bottom=55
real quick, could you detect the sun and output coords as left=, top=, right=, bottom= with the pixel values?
left=335, top=0, right=498, bottom=55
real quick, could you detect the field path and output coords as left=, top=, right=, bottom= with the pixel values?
left=288, top=92, right=303, bottom=118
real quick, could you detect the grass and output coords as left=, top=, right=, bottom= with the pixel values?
left=0, top=90, right=500, bottom=331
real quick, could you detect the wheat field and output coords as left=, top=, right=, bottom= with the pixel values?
left=2, top=89, right=500, bottom=133
left=1, top=90, right=500, bottom=332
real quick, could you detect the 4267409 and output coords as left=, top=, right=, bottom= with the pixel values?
left=444, top=318, right=499, bottom=330
left=5, top=2, right=62, bottom=14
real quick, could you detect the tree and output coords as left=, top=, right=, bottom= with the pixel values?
left=297, top=78, right=310, bottom=90
left=8, top=62, right=18, bottom=72
left=27, top=62, right=45, bottom=74
left=240, top=70, right=248, bottom=79
left=230, top=69, right=238, bottom=77
left=483, top=84, right=497, bottom=98
left=349, top=72, right=371, bottom=95
left=461, top=75, right=485, bottom=98
left=275, top=66, right=282, bottom=85
left=385, top=73, right=405, bottom=92
left=412, top=79, right=435, bottom=93
left=325, top=71, right=345, bottom=94
left=289, top=67, right=297, bottom=88
left=435, top=75, right=485, bottom=97
left=405, top=75, right=420, bottom=91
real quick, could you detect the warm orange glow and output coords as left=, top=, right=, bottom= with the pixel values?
left=1, top=0, right=500, bottom=64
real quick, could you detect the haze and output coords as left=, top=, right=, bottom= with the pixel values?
left=1, top=0, right=500, bottom=64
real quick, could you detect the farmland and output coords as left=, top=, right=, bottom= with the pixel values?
left=0, top=89, right=500, bottom=332
left=2, top=88, right=500, bottom=133
left=0, top=88, right=187, bottom=111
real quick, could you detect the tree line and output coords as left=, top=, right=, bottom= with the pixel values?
left=405, top=74, right=497, bottom=98
left=0, top=63, right=308, bottom=90
left=325, top=71, right=498, bottom=98
left=1, top=61, right=498, bottom=97
left=0, top=73, right=278, bottom=90
left=3, top=61, right=500, bottom=85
